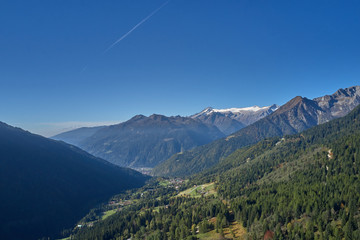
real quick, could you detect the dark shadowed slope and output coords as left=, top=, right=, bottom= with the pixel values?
left=0, top=122, right=148, bottom=240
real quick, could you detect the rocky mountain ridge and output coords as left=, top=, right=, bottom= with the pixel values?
left=154, top=86, right=360, bottom=177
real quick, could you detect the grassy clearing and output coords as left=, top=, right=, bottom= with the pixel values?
left=197, top=231, right=223, bottom=239
left=101, top=209, right=117, bottom=220
left=197, top=221, right=247, bottom=240
left=177, top=182, right=216, bottom=198
left=204, top=183, right=217, bottom=196
left=223, top=221, right=247, bottom=239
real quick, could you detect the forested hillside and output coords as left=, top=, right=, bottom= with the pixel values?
left=68, top=99, right=360, bottom=240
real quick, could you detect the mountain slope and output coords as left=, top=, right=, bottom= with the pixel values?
left=191, top=104, right=278, bottom=135
left=70, top=104, right=360, bottom=240
left=196, top=102, right=360, bottom=184
left=75, top=114, right=225, bottom=168
left=0, top=122, right=148, bottom=240
left=202, top=103, right=360, bottom=239
left=52, top=126, right=105, bottom=146
left=154, top=86, right=360, bottom=177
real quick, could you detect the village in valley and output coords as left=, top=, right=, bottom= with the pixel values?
left=73, top=178, right=188, bottom=230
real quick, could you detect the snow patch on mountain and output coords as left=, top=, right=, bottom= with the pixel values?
left=191, top=104, right=279, bottom=135
left=192, top=105, right=279, bottom=118
left=209, top=105, right=277, bottom=114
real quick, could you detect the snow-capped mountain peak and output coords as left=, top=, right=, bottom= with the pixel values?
left=191, top=104, right=279, bottom=135
left=210, top=105, right=275, bottom=114
left=193, top=104, right=278, bottom=117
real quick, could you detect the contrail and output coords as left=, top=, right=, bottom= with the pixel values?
left=104, top=0, right=170, bottom=53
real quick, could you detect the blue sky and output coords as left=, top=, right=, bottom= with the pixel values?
left=1, top=0, right=360, bottom=136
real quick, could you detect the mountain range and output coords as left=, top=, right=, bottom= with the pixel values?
left=2, top=85, right=360, bottom=239
left=68, top=101, right=360, bottom=240
left=154, top=86, right=360, bottom=176
left=0, top=122, right=148, bottom=240
left=52, top=86, right=360, bottom=175
left=52, top=106, right=278, bottom=168
left=55, top=115, right=225, bottom=168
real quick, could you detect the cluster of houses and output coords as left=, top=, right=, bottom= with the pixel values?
left=167, top=178, right=185, bottom=190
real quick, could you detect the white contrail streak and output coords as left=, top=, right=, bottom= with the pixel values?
left=104, top=1, right=170, bottom=53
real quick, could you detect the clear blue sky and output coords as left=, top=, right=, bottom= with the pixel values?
left=1, top=0, right=360, bottom=136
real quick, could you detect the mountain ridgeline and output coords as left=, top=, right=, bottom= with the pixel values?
left=154, top=86, right=360, bottom=177
left=59, top=115, right=225, bottom=168
left=53, top=106, right=279, bottom=169
left=196, top=100, right=360, bottom=239
left=71, top=102, right=360, bottom=240
left=0, top=122, right=148, bottom=240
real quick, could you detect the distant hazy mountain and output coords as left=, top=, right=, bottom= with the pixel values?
left=53, top=105, right=278, bottom=168
left=0, top=122, right=148, bottom=240
left=52, top=126, right=105, bottom=146
left=191, top=104, right=279, bottom=135
left=62, top=114, right=225, bottom=168
left=154, top=86, right=360, bottom=177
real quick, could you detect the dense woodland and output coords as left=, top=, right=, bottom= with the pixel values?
left=67, top=105, right=360, bottom=239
